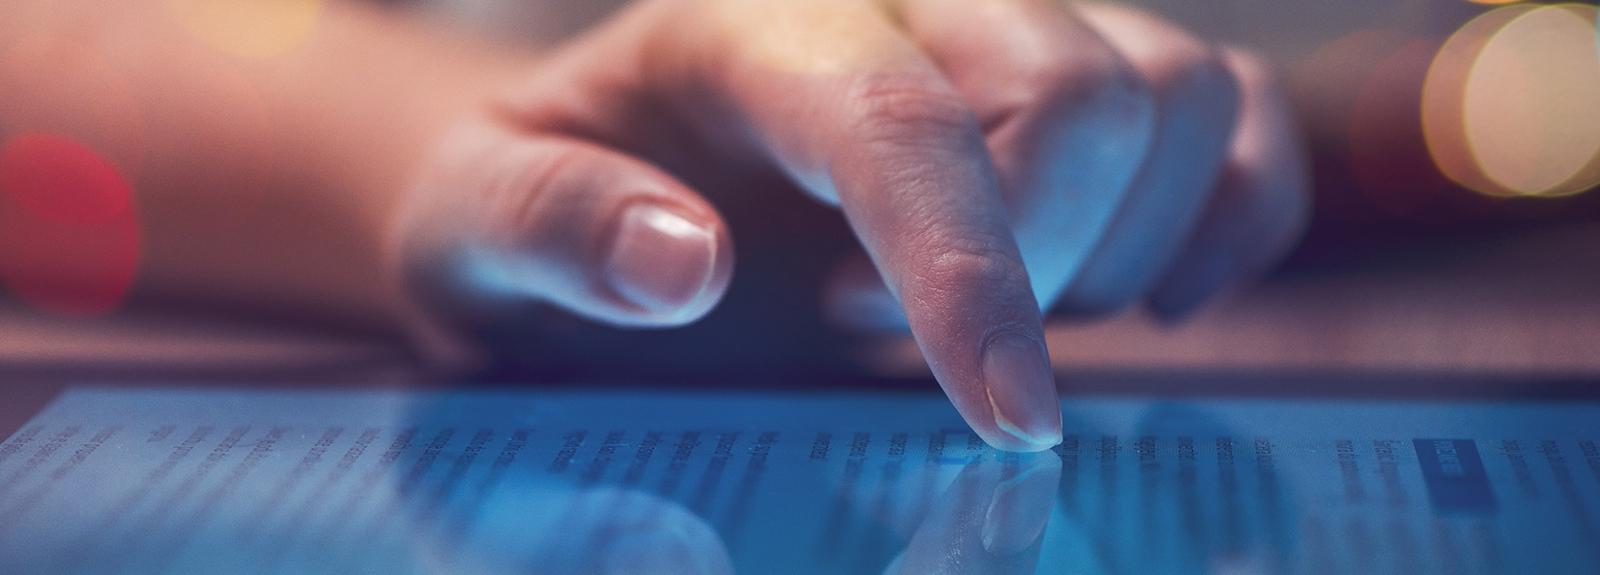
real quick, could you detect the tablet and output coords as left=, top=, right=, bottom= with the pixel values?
left=2, top=375, right=1599, bottom=574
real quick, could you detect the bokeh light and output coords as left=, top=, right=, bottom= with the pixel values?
left=1424, top=4, right=1600, bottom=198
left=1349, top=38, right=1455, bottom=218
left=0, top=133, right=141, bottom=316
left=1298, top=27, right=1472, bottom=220
left=1296, top=29, right=1414, bottom=138
left=164, top=0, right=323, bottom=59
left=1422, top=5, right=1533, bottom=198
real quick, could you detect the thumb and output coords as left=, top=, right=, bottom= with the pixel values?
left=390, top=121, right=734, bottom=351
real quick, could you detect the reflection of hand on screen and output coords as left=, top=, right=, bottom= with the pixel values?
left=442, top=487, right=735, bottom=575
left=884, top=451, right=1061, bottom=575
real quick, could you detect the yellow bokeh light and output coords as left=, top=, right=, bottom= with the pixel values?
left=1424, top=4, right=1600, bottom=198
left=1423, top=5, right=1535, bottom=198
left=165, top=0, right=323, bottom=60
left=1467, top=4, right=1600, bottom=197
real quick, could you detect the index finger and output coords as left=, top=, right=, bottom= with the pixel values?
left=662, top=0, right=1062, bottom=450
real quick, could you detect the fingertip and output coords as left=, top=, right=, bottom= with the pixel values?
left=603, top=200, right=733, bottom=325
left=982, top=430, right=1063, bottom=454
left=981, top=450, right=1063, bottom=556
left=979, top=332, right=1063, bottom=452
left=1147, top=46, right=1308, bottom=327
left=399, top=125, right=736, bottom=334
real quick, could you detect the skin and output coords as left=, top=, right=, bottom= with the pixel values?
left=0, top=0, right=1309, bottom=451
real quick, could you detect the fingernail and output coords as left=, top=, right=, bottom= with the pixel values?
left=982, top=453, right=1063, bottom=555
left=606, top=202, right=718, bottom=315
left=981, top=333, right=1063, bottom=451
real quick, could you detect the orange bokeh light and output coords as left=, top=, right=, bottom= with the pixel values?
left=165, top=0, right=323, bottom=59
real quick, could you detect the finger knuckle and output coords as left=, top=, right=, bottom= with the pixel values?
left=495, top=145, right=590, bottom=233
left=1031, top=46, right=1152, bottom=112
left=911, top=242, right=1030, bottom=307
left=848, top=74, right=979, bottom=152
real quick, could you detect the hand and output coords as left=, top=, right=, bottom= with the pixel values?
left=392, top=0, right=1310, bottom=451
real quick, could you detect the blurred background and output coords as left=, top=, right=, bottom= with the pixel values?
left=2, top=0, right=1599, bottom=381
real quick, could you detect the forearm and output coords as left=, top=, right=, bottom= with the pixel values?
left=0, top=0, right=523, bottom=328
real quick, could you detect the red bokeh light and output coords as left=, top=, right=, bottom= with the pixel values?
left=0, top=133, right=141, bottom=316
left=1348, top=39, right=1458, bottom=220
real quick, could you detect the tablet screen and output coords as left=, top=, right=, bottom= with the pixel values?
left=3, top=384, right=1598, bottom=574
